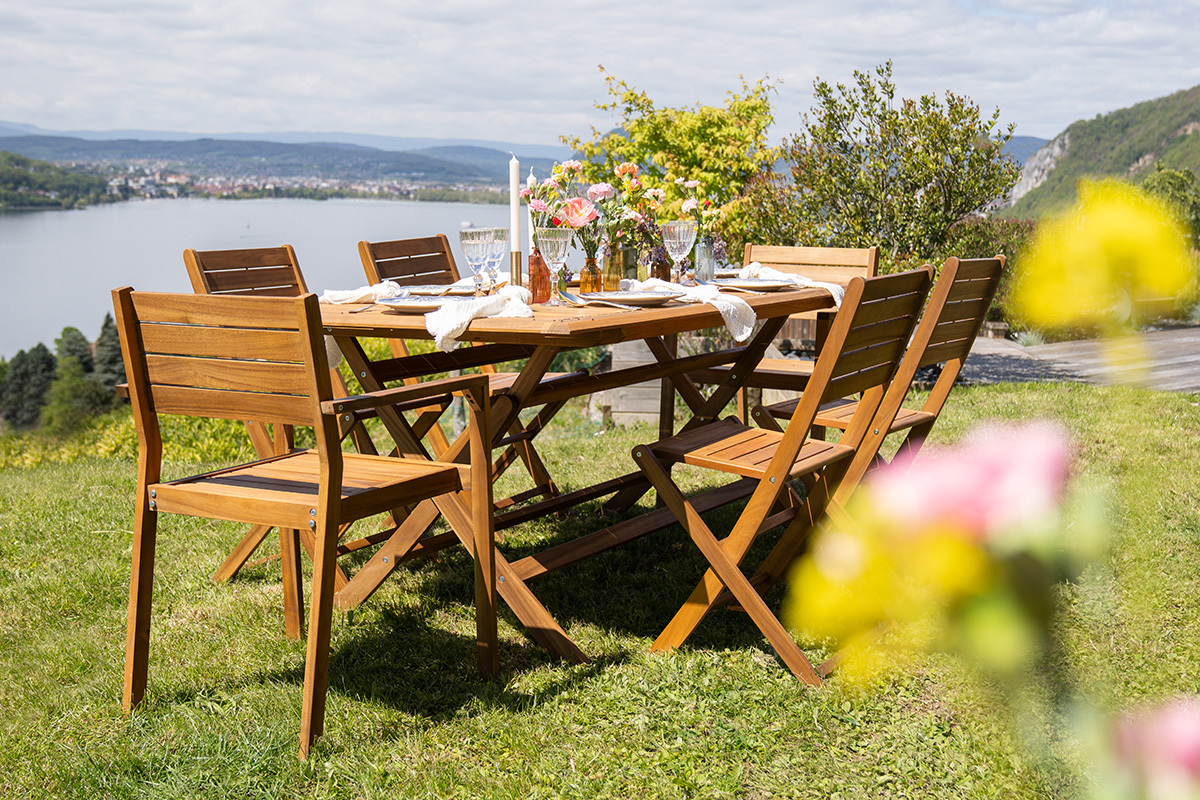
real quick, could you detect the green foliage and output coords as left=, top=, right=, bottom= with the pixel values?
left=1011, top=84, right=1200, bottom=217
left=778, top=62, right=1020, bottom=265
left=54, top=326, right=93, bottom=373
left=1142, top=163, right=1200, bottom=249
left=0, top=343, right=56, bottom=431
left=563, top=68, right=780, bottom=252
left=92, top=312, right=126, bottom=392
left=0, top=150, right=112, bottom=209
left=40, top=356, right=112, bottom=437
left=919, top=216, right=1037, bottom=322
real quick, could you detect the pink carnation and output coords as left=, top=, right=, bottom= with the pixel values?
left=588, top=182, right=616, bottom=202
left=628, top=179, right=641, bottom=191
left=681, top=198, right=699, bottom=213
left=542, top=178, right=560, bottom=190
left=519, top=187, right=531, bottom=199
left=561, top=159, right=583, bottom=172
left=684, top=180, right=700, bottom=189
left=557, top=196, right=599, bottom=228
left=529, top=199, right=550, bottom=213
left=616, top=162, right=639, bottom=178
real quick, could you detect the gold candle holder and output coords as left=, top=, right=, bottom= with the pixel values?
left=510, top=251, right=523, bottom=288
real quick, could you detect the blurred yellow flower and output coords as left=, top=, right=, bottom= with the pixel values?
left=1013, top=180, right=1194, bottom=330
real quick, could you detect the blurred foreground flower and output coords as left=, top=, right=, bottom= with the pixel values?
left=785, top=421, right=1105, bottom=686
left=1100, top=697, right=1200, bottom=800
left=1013, top=179, right=1193, bottom=332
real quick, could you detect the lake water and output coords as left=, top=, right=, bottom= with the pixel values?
left=0, top=197, right=545, bottom=359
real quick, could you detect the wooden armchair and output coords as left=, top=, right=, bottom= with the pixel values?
left=183, top=245, right=404, bottom=639
left=113, top=287, right=495, bottom=759
left=632, top=269, right=932, bottom=682
left=358, top=235, right=573, bottom=507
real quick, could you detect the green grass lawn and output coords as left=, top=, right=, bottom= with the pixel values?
left=2, top=381, right=1199, bottom=798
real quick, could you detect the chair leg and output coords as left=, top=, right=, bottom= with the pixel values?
left=212, top=524, right=274, bottom=583
left=123, top=494, right=157, bottom=712
left=298, top=515, right=340, bottom=760
left=634, top=449, right=821, bottom=685
left=280, top=528, right=305, bottom=641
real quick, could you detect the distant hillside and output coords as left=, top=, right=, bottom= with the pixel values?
left=1010, top=84, right=1200, bottom=217
left=1004, top=136, right=1049, bottom=166
left=414, top=146, right=558, bottom=180
left=0, top=151, right=112, bottom=209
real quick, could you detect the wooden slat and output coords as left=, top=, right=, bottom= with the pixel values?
left=839, top=315, right=915, bottom=354
left=192, top=247, right=296, bottom=271
left=152, top=385, right=314, bottom=426
left=139, top=324, right=306, bottom=362
left=145, top=354, right=311, bottom=395
left=919, top=338, right=973, bottom=365
left=937, top=297, right=990, bottom=325
left=749, top=245, right=875, bottom=269
left=132, top=291, right=305, bottom=329
left=944, top=277, right=995, bottom=304
left=828, top=339, right=907, bottom=381
left=204, top=266, right=302, bottom=293
left=927, top=318, right=983, bottom=347
left=825, top=361, right=897, bottom=401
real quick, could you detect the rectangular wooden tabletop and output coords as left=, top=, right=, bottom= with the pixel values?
left=318, top=287, right=834, bottom=348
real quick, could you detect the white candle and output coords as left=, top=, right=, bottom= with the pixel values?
left=509, top=154, right=520, bottom=252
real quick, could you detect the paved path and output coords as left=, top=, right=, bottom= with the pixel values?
left=960, top=327, right=1200, bottom=393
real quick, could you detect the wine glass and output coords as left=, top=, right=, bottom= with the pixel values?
left=536, top=227, right=574, bottom=306
left=661, top=220, right=698, bottom=285
left=458, top=228, right=490, bottom=296
left=483, top=227, right=509, bottom=292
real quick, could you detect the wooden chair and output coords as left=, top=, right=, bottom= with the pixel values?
left=113, top=287, right=495, bottom=759
left=690, top=244, right=879, bottom=421
left=184, top=246, right=406, bottom=639
left=632, top=268, right=932, bottom=682
left=358, top=235, right=571, bottom=507
left=758, top=256, right=1006, bottom=471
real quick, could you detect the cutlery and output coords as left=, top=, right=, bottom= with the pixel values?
left=696, top=278, right=764, bottom=295
left=560, top=290, right=638, bottom=311
left=350, top=302, right=380, bottom=313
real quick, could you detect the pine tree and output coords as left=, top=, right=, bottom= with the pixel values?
left=92, top=312, right=126, bottom=391
left=55, top=327, right=93, bottom=373
left=0, top=343, right=56, bottom=430
left=41, top=356, right=110, bottom=436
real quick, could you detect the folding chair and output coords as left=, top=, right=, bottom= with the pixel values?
left=114, top=287, right=495, bottom=759
left=758, top=256, right=1007, bottom=471
left=689, top=244, right=879, bottom=421
left=632, top=268, right=932, bottom=683
left=184, top=246, right=405, bottom=638
left=358, top=235, right=575, bottom=507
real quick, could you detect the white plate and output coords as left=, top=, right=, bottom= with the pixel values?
left=376, top=296, right=464, bottom=314
left=579, top=290, right=683, bottom=307
left=711, top=278, right=796, bottom=292
left=406, top=284, right=475, bottom=296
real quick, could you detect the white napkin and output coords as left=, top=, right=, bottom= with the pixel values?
left=319, top=280, right=406, bottom=305
left=740, top=262, right=846, bottom=308
left=425, top=284, right=534, bottom=351
left=619, top=277, right=756, bottom=343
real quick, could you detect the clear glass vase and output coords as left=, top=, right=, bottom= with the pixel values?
left=693, top=235, right=716, bottom=282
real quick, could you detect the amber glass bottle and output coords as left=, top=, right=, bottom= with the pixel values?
left=580, top=257, right=603, bottom=293
left=528, top=248, right=551, bottom=303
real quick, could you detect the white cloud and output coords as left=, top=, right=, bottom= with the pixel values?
left=1, top=0, right=1198, bottom=144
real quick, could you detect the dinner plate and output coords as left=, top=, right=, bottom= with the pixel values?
left=711, top=278, right=796, bottom=292
left=376, top=296, right=464, bottom=314
left=406, top=284, right=476, bottom=296
left=579, top=290, right=683, bottom=307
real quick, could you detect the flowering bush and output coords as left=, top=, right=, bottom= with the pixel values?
left=1108, top=697, right=1200, bottom=800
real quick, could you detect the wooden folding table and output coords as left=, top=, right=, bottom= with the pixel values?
left=319, top=288, right=834, bottom=662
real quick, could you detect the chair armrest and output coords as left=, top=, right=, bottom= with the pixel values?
left=320, top=373, right=489, bottom=416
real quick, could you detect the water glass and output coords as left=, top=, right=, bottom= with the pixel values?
left=536, top=228, right=574, bottom=306
left=458, top=228, right=490, bottom=295
left=661, top=220, right=698, bottom=284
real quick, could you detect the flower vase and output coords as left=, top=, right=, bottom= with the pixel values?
left=528, top=247, right=551, bottom=304
left=651, top=250, right=671, bottom=283
left=693, top=235, right=716, bottom=282
left=580, top=257, right=603, bottom=293
left=602, top=245, right=636, bottom=291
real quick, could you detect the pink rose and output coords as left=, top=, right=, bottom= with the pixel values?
left=588, top=182, right=616, bottom=202
left=557, top=196, right=599, bottom=228
left=529, top=199, right=550, bottom=213
left=681, top=198, right=699, bottom=213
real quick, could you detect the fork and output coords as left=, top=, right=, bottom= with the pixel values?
left=559, top=290, right=638, bottom=311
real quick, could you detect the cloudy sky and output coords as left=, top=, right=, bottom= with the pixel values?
left=2, top=0, right=1199, bottom=147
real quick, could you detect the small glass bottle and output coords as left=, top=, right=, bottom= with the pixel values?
left=580, top=256, right=603, bottom=293
left=528, top=247, right=551, bottom=304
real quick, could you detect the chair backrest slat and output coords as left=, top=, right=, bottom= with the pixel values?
left=360, top=235, right=459, bottom=286
left=115, top=288, right=322, bottom=427
left=745, top=244, right=879, bottom=276
left=184, top=246, right=306, bottom=297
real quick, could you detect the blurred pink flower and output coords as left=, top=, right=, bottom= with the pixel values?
left=529, top=199, right=550, bottom=213
left=681, top=198, right=699, bottom=213
left=628, top=179, right=641, bottom=191
left=1118, top=697, right=1200, bottom=799
left=674, top=177, right=685, bottom=185
left=561, top=159, right=583, bottom=172
left=868, top=421, right=1071, bottom=539
left=543, top=178, right=560, bottom=190
left=588, top=183, right=616, bottom=202
left=647, top=188, right=666, bottom=202
left=557, top=196, right=599, bottom=228
left=684, top=180, right=700, bottom=189
left=519, top=187, right=531, bottom=199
